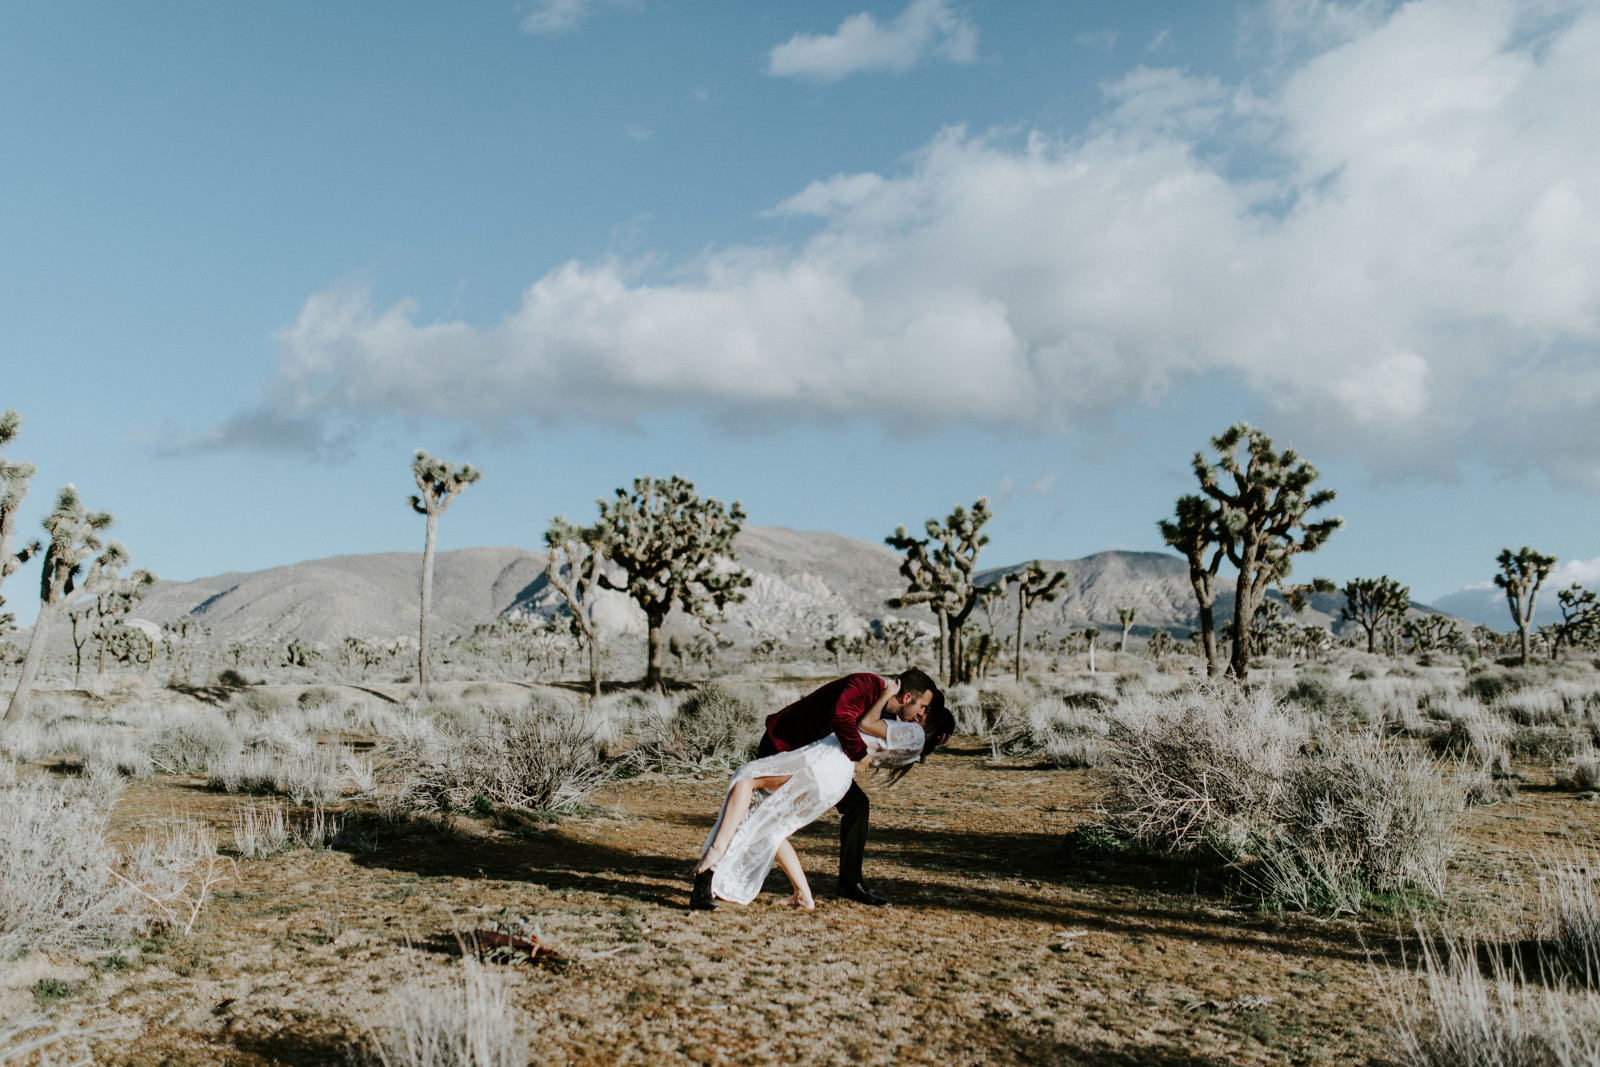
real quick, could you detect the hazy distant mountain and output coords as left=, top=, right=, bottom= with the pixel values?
left=132, top=528, right=1462, bottom=650
left=1428, top=584, right=1555, bottom=629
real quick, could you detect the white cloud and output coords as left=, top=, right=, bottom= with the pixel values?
left=1551, top=556, right=1600, bottom=588
left=766, top=0, right=977, bottom=83
left=520, top=0, right=631, bottom=36
left=221, top=1, right=1600, bottom=490
left=1076, top=29, right=1122, bottom=53
left=623, top=125, right=653, bottom=141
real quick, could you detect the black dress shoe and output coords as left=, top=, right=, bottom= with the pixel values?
left=689, top=869, right=719, bottom=911
left=837, top=881, right=890, bottom=906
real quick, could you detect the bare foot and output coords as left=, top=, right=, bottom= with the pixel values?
left=779, top=893, right=816, bottom=910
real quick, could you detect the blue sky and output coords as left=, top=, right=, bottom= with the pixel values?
left=4, top=0, right=1600, bottom=626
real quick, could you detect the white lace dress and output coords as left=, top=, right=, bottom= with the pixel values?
left=705, top=721, right=926, bottom=905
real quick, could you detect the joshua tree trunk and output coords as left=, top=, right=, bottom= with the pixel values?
left=6, top=606, right=58, bottom=723
left=1087, top=638, right=1096, bottom=674
left=1014, top=593, right=1026, bottom=684
left=588, top=636, right=601, bottom=699
left=1196, top=602, right=1218, bottom=675
left=645, top=608, right=667, bottom=692
left=418, top=509, right=438, bottom=688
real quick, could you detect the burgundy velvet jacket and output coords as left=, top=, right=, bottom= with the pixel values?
left=763, top=673, right=886, bottom=763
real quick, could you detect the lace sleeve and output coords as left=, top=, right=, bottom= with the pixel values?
left=871, top=721, right=925, bottom=767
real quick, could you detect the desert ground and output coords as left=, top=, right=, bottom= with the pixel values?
left=3, top=661, right=1599, bottom=1066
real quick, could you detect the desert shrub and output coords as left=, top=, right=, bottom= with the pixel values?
left=207, top=747, right=371, bottom=804
left=976, top=682, right=1036, bottom=735
left=297, top=686, right=341, bottom=709
left=231, top=801, right=346, bottom=859
left=628, top=683, right=765, bottom=771
left=0, top=779, right=134, bottom=956
left=1247, top=735, right=1463, bottom=913
left=216, top=668, right=250, bottom=689
left=227, top=688, right=294, bottom=718
left=416, top=700, right=483, bottom=742
left=1280, top=675, right=1368, bottom=721
left=586, top=690, right=673, bottom=748
left=1510, top=726, right=1589, bottom=763
left=1458, top=757, right=1518, bottom=806
left=382, top=711, right=611, bottom=815
left=990, top=697, right=1110, bottom=768
left=1101, top=685, right=1304, bottom=855
left=1557, top=753, right=1600, bottom=792
left=367, top=960, right=524, bottom=1067
left=1386, top=934, right=1600, bottom=1067
left=1431, top=708, right=1512, bottom=764
left=523, top=689, right=577, bottom=719
left=944, top=685, right=983, bottom=735
left=1465, top=667, right=1548, bottom=704
left=1537, top=849, right=1600, bottom=985
left=147, top=711, right=241, bottom=772
left=1497, top=688, right=1577, bottom=727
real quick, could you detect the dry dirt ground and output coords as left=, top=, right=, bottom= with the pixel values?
left=9, top=739, right=1599, bottom=1066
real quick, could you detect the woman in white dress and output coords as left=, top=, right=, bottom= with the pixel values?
left=692, top=679, right=930, bottom=909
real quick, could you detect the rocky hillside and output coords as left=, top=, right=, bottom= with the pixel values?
left=128, top=527, right=1453, bottom=650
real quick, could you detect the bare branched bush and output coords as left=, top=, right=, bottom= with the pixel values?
left=0, top=778, right=134, bottom=956
left=1101, top=684, right=1305, bottom=855
left=381, top=709, right=611, bottom=815
left=147, top=710, right=240, bottom=772
left=1247, top=735, right=1463, bottom=913
left=116, top=817, right=232, bottom=936
left=627, top=683, right=765, bottom=772
left=990, top=696, right=1111, bottom=768
left=368, top=960, right=525, bottom=1067
left=1386, top=934, right=1600, bottom=1067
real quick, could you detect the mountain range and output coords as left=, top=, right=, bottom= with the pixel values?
left=125, top=525, right=1446, bottom=650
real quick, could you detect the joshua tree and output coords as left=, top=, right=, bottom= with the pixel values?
left=1494, top=546, right=1557, bottom=666
left=93, top=577, right=150, bottom=675
left=1147, top=628, right=1173, bottom=661
left=410, top=450, right=481, bottom=688
left=544, top=516, right=607, bottom=697
left=1192, top=423, right=1342, bottom=681
left=886, top=498, right=993, bottom=685
left=1082, top=627, right=1100, bottom=673
left=1158, top=494, right=1227, bottom=677
left=1550, top=584, right=1599, bottom=661
left=593, top=474, right=750, bottom=692
left=1116, top=606, right=1138, bottom=654
left=5, top=486, right=153, bottom=724
left=1339, top=576, right=1411, bottom=654
left=0, top=409, right=40, bottom=604
left=1005, top=561, right=1067, bottom=683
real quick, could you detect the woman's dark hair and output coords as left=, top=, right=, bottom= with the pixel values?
left=920, top=688, right=954, bottom=757
left=883, top=688, right=953, bottom=785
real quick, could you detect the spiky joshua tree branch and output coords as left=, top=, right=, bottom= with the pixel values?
left=544, top=516, right=607, bottom=698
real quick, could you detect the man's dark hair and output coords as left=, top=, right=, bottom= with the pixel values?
left=897, top=667, right=937, bottom=698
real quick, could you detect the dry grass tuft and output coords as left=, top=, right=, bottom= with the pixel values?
left=367, top=960, right=525, bottom=1067
left=1386, top=933, right=1600, bottom=1067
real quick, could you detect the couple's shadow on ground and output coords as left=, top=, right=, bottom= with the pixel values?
left=350, top=816, right=1382, bottom=968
